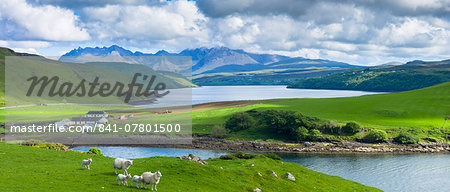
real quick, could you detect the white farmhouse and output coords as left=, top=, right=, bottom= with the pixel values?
left=85, top=111, right=108, bottom=118
left=71, top=117, right=108, bottom=125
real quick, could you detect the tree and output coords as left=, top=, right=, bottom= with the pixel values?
left=342, top=122, right=361, bottom=135
left=362, top=129, right=388, bottom=143
left=309, top=129, right=323, bottom=141
left=211, top=125, right=227, bottom=138
left=295, top=126, right=309, bottom=141
left=224, top=112, right=255, bottom=132
left=394, top=132, right=419, bottom=144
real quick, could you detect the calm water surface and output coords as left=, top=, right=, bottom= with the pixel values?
left=73, top=146, right=450, bottom=192
left=144, top=85, right=383, bottom=107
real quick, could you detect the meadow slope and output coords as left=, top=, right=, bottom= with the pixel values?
left=0, top=143, right=380, bottom=192
left=192, top=82, right=450, bottom=140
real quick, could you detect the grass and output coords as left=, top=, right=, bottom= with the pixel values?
left=3, top=82, right=449, bottom=141
left=0, top=142, right=380, bottom=191
left=192, top=82, right=450, bottom=140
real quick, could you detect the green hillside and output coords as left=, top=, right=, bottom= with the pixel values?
left=0, top=47, right=195, bottom=106
left=193, top=67, right=346, bottom=85
left=193, top=57, right=356, bottom=86
left=289, top=60, right=450, bottom=91
left=192, top=82, right=450, bottom=141
left=0, top=143, right=380, bottom=191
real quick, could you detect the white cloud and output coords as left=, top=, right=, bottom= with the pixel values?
left=1, top=0, right=450, bottom=65
left=82, top=1, right=208, bottom=43
left=0, top=0, right=90, bottom=41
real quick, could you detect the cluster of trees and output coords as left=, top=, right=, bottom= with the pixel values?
left=223, top=110, right=424, bottom=144
left=288, top=66, right=450, bottom=92
left=224, top=110, right=363, bottom=142
left=223, top=110, right=428, bottom=144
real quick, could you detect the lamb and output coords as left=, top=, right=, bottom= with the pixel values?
left=81, top=158, right=92, bottom=170
left=116, top=173, right=131, bottom=186
left=113, top=158, right=133, bottom=174
left=131, top=175, right=143, bottom=189
left=142, top=171, right=162, bottom=191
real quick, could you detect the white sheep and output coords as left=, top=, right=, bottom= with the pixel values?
left=142, top=171, right=162, bottom=191
left=81, top=158, right=92, bottom=170
left=131, top=175, right=143, bottom=189
left=117, top=173, right=131, bottom=186
left=113, top=158, right=133, bottom=174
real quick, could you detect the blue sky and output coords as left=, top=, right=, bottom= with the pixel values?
left=0, top=0, right=449, bottom=65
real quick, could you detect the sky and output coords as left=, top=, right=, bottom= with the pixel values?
left=0, top=0, right=449, bottom=66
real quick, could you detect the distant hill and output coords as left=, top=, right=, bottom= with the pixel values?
left=288, top=59, right=450, bottom=92
left=59, top=45, right=360, bottom=78
left=0, top=47, right=195, bottom=106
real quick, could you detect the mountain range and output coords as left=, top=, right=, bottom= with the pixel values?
left=59, top=45, right=359, bottom=76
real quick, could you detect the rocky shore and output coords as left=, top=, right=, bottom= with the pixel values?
left=162, top=138, right=450, bottom=153
left=68, top=138, right=450, bottom=153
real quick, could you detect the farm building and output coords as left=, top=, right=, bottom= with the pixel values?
left=71, top=117, right=108, bottom=125
left=85, top=111, right=109, bottom=118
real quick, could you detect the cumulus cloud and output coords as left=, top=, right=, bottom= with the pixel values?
left=2, top=0, right=450, bottom=65
left=0, top=0, right=90, bottom=41
left=82, top=0, right=209, bottom=46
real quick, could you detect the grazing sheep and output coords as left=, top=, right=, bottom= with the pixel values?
left=81, top=158, right=92, bottom=170
left=131, top=175, right=143, bottom=189
left=117, top=173, right=131, bottom=186
left=113, top=158, right=133, bottom=174
left=142, top=171, right=162, bottom=191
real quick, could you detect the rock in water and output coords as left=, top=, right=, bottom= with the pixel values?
left=285, top=172, right=295, bottom=181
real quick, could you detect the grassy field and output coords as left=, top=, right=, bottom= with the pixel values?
left=192, top=82, right=450, bottom=140
left=2, top=82, right=449, bottom=141
left=0, top=142, right=380, bottom=191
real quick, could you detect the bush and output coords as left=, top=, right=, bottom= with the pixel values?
left=211, top=125, right=227, bottom=138
left=220, top=152, right=259, bottom=160
left=224, top=112, right=255, bottom=132
left=342, top=122, right=361, bottom=135
left=22, top=139, right=43, bottom=146
left=261, top=110, right=321, bottom=138
left=394, top=132, right=419, bottom=144
left=319, top=120, right=341, bottom=135
left=309, top=129, right=323, bottom=141
left=362, top=129, right=388, bottom=143
left=86, top=148, right=104, bottom=156
left=24, top=141, right=68, bottom=151
left=263, top=153, right=282, bottom=161
left=295, top=126, right=309, bottom=141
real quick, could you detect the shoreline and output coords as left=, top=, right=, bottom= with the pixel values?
left=68, top=138, right=450, bottom=154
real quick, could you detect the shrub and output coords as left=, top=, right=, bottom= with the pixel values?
left=211, top=125, right=227, bottom=138
left=261, top=110, right=321, bottom=137
left=309, top=129, right=323, bottom=141
left=224, top=112, right=255, bottom=132
left=86, top=148, right=104, bottom=156
left=27, top=142, right=68, bottom=151
left=342, top=122, right=361, bottom=135
left=362, top=129, right=388, bottom=143
left=394, top=132, right=419, bottom=144
left=263, top=153, right=282, bottom=161
left=22, top=139, right=43, bottom=146
left=219, top=152, right=259, bottom=160
left=295, top=126, right=309, bottom=141
left=319, top=121, right=341, bottom=135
